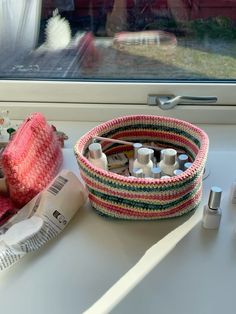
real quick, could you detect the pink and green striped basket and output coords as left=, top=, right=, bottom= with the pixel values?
left=74, top=115, right=209, bottom=220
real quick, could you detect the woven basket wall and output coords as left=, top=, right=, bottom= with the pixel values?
left=74, top=115, right=209, bottom=220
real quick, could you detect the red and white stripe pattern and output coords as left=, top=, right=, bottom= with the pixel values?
left=75, top=115, right=209, bottom=220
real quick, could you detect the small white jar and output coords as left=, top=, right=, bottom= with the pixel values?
left=88, top=143, right=108, bottom=171
left=159, top=148, right=179, bottom=176
left=133, top=148, right=153, bottom=177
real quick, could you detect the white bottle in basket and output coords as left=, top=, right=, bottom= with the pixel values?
left=88, top=143, right=108, bottom=171
left=159, top=148, right=179, bottom=176
left=133, top=148, right=153, bottom=177
left=129, top=143, right=143, bottom=174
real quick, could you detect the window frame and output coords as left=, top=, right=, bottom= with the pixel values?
left=0, top=79, right=236, bottom=123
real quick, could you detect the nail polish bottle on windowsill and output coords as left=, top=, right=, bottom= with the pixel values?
left=202, top=186, right=222, bottom=229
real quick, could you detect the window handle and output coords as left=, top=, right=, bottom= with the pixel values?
left=147, top=95, right=218, bottom=110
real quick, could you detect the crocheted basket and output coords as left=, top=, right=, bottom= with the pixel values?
left=74, top=115, right=209, bottom=220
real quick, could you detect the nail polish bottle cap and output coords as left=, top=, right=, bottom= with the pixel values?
left=184, top=162, right=193, bottom=170
left=163, top=149, right=177, bottom=165
left=178, top=154, right=189, bottom=169
left=178, top=154, right=189, bottom=162
left=133, top=143, right=142, bottom=159
left=151, top=166, right=161, bottom=178
left=133, top=168, right=144, bottom=178
left=173, top=169, right=184, bottom=176
left=208, top=186, right=222, bottom=210
left=89, top=143, right=102, bottom=159
left=137, top=148, right=151, bottom=165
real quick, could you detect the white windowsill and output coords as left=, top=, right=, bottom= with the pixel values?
left=0, top=118, right=235, bottom=314
left=1, top=102, right=236, bottom=124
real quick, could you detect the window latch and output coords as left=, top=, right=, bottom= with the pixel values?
left=147, top=95, right=218, bottom=110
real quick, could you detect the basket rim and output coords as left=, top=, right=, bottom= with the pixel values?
left=74, top=115, right=209, bottom=184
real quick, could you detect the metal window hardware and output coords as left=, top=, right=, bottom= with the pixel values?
left=147, top=95, right=218, bottom=110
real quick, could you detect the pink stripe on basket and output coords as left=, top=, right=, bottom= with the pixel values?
left=110, top=130, right=199, bottom=155
left=85, top=175, right=202, bottom=202
left=96, top=115, right=206, bottom=143
left=89, top=188, right=201, bottom=218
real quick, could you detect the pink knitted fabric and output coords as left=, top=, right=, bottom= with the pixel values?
left=1, top=113, right=63, bottom=207
left=0, top=195, right=16, bottom=226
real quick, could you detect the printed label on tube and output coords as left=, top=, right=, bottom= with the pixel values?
left=0, top=169, right=87, bottom=271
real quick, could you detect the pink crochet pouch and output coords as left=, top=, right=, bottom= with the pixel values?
left=0, top=195, right=17, bottom=226
left=1, top=112, right=63, bottom=208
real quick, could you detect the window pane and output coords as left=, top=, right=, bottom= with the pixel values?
left=0, top=0, right=236, bottom=81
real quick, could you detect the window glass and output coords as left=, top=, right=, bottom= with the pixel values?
left=0, top=0, right=236, bottom=81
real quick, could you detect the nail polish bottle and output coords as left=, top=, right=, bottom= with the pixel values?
left=184, top=162, right=193, bottom=171
left=133, top=148, right=153, bottom=177
left=133, top=143, right=143, bottom=159
left=148, top=148, right=154, bottom=160
left=159, top=148, right=179, bottom=176
left=132, top=167, right=145, bottom=178
left=161, top=175, right=171, bottom=179
left=129, top=143, right=143, bottom=174
left=230, top=179, right=236, bottom=204
left=202, top=186, right=222, bottom=229
left=150, top=166, right=162, bottom=179
left=88, top=143, right=108, bottom=171
left=178, top=154, right=189, bottom=170
left=173, top=169, right=184, bottom=176
left=160, top=149, right=166, bottom=161
left=148, top=148, right=157, bottom=167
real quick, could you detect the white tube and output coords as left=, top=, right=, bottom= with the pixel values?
left=0, top=169, right=87, bottom=271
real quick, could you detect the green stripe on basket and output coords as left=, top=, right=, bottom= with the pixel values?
left=102, top=124, right=201, bottom=148
left=92, top=202, right=200, bottom=220
left=87, top=182, right=201, bottom=211
left=79, top=163, right=203, bottom=193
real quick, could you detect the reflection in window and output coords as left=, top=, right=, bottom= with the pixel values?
left=0, top=0, right=236, bottom=80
